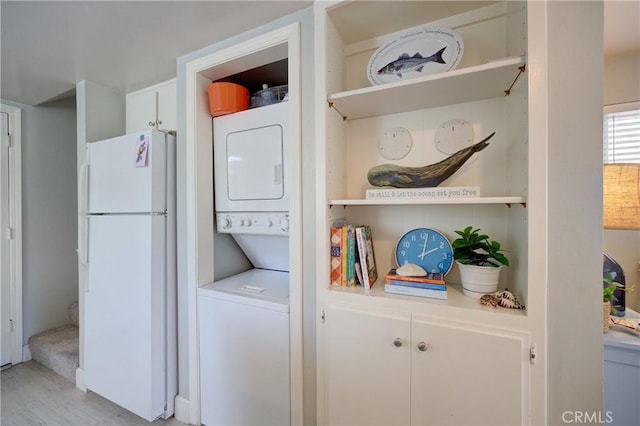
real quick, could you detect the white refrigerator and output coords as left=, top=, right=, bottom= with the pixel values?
left=82, top=129, right=176, bottom=421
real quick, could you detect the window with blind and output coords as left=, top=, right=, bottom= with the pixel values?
left=603, top=107, right=640, bottom=163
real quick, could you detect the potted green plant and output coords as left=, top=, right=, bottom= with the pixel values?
left=452, top=226, right=509, bottom=298
left=602, top=273, right=634, bottom=332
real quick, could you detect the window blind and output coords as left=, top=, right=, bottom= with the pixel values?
left=603, top=108, right=640, bottom=163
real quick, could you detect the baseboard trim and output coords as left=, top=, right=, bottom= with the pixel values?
left=174, top=395, right=190, bottom=424
left=22, top=344, right=31, bottom=362
left=75, top=367, right=86, bottom=392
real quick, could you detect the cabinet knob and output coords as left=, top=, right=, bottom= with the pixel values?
left=393, top=338, right=403, bottom=348
left=417, top=341, right=428, bottom=352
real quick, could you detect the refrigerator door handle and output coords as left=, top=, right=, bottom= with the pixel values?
left=78, top=159, right=90, bottom=289
left=80, top=215, right=89, bottom=270
left=80, top=160, right=89, bottom=214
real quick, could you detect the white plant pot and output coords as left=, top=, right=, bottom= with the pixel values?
left=456, top=261, right=503, bottom=299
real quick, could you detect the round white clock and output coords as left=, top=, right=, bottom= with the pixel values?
left=378, top=127, right=412, bottom=160
left=434, top=119, right=474, bottom=154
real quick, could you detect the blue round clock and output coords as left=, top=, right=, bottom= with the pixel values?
left=395, top=228, right=454, bottom=275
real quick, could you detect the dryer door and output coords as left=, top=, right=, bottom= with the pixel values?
left=227, top=124, right=284, bottom=201
left=213, top=102, right=289, bottom=212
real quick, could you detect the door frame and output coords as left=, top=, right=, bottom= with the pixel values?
left=1, top=103, right=23, bottom=365
left=184, top=23, right=303, bottom=425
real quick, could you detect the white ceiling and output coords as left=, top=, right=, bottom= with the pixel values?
left=1, top=1, right=638, bottom=107
left=0, top=1, right=311, bottom=106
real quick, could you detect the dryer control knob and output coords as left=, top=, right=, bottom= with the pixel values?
left=266, top=219, right=273, bottom=227
left=239, top=219, right=245, bottom=226
left=280, top=217, right=290, bottom=232
left=220, top=216, right=232, bottom=229
left=245, top=219, right=252, bottom=227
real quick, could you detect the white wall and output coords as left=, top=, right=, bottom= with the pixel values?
left=603, top=52, right=640, bottom=311
left=604, top=52, right=640, bottom=106
left=545, top=2, right=604, bottom=422
left=1, top=96, right=78, bottom=345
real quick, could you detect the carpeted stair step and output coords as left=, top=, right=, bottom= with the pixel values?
left=27, top=302, right=79, bottom=383
left=28, top=324, right=79, bottom=384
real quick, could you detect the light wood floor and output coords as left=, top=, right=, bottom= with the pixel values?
left=1, top=361, right=188, bottom=426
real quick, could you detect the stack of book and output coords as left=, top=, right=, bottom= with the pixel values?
left=384, top=269, right=447, bottom=300
left=330, top=223, right=378, bottom=289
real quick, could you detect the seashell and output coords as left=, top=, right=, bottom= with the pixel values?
left=498, top=297, right=524, bottom=309
left=479, top=294, right=499, bottom=308
left=495, top=289, right=525, bottom=310
left=396, top=263, right=427, bottom=277
left=495, top=289, right=516, bottom=302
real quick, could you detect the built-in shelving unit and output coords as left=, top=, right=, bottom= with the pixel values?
left=316, top=1, right=534, bottom=422
left=309, top=0, right=607, bottom=423
left=328, top=56, right=526, bottom=120
left=319, top=0, right=529, bottom=305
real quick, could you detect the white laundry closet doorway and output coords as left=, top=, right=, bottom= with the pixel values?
left=1, top=103, right=23, bottom=368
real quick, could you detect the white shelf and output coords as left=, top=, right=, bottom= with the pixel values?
left=327, top=282, right=527, bottom=319
left=329, top=196, right=526, bottom=207
left=328, top=56, right=526, bottom=120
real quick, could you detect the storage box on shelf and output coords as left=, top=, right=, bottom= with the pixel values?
left=319, top=0, right=528, bottom=313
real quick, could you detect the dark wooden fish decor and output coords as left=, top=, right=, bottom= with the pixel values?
left=367, top=132, right=495, bottom=188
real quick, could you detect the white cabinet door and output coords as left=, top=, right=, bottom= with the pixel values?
left=324, top=305, right=411, bottom=426
left=126, top=79, right=176, bottom=133
left=156, top=80, right=177, bottom=132
left=411, top=316, right=529, bottom=425
left=126, top=89, right=156, bottom=134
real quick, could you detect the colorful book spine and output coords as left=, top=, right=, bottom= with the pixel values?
left=386, top=269, right=445, bottom=285
left=363, top=225, right=378, bottom=288
left=355, top=225, right=378, bottom=289
left=386, top=279, right=446, bottom=291
left=341, top=225, right=347, bottom=286
left=384, top=284, right=448, bottom=300
left=346, top=225, right=356, bottom=287
left=329, top=227, right=342, bottom=286
left=355, top=226, right=370, bottom=289
left=354, top=232, right=363, bottom=286
left=354, top=260, right=363, bottom=286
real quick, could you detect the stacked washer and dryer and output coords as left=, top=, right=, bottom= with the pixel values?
left=198, top=101, right=291, bottom=426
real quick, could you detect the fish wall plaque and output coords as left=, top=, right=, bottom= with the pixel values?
left=367, top=26, right=464, bottom=85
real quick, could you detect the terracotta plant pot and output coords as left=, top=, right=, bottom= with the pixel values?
left=603, top=301, right=611, bottom=333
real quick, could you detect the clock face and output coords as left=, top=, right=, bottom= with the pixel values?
left=395, top=228, right=454, bottom=275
